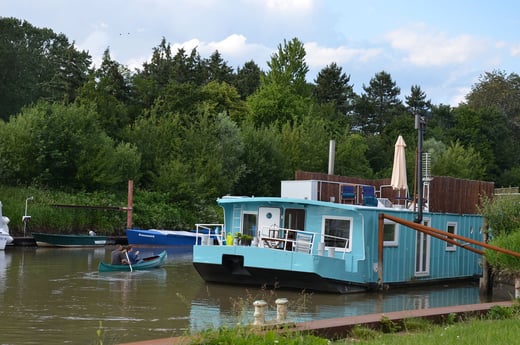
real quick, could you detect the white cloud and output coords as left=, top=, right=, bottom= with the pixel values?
left=169, top=35, right=272, bottom=68
left=385, top=24, right=487, bottom=67
left=77, top=29, right=110, bottom=68
left=264, top=0, right=314, bottom=12
left=511, top=44, right=520, bottom=57
left=304, top=42, right=382, bottom=67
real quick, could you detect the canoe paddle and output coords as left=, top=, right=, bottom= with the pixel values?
left=125, top=251, right=133, bottom=272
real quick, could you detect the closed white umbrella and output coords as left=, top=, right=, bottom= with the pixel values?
left=390, top=135, right=408, bottom=194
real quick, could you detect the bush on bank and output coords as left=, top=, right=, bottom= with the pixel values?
left=0, top=185, right=222, bottom=236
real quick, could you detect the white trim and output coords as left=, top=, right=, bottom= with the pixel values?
left=383, top=220, right=399, bottom=247
left=446, top=221, right=457, bottom=251
left=321, top=215, right=353, bottom=252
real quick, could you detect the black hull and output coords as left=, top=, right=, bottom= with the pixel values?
left=193, top=258, right=370, bottom=294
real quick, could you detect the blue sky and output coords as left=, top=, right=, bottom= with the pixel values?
left=2, top=0, right=519, bottom=106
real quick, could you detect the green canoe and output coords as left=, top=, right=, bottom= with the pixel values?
left=98, top=250, right=167, bottom=272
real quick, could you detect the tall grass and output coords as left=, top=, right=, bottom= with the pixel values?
left=341, top=318, right=520, bottom=345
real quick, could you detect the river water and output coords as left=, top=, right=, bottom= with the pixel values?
left=0, top=246, right=514, bottom=345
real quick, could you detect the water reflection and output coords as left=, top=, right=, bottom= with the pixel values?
left=0, top=246, right=514, bottom=345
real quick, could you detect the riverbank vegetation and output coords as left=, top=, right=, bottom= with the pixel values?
left=1, top=17, right=520, bottom=235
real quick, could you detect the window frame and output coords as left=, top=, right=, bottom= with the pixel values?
left=321, top=215, right=353, bottom=252
left=445, top=221, right=457, bottom=251
left=383, top=220, right=399, bottom=247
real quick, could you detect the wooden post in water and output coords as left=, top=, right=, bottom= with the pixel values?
left=126, top=180, right=133, bottom=229
left=479, top=217, right=493, bottom=296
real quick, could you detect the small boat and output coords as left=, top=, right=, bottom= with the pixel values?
left=32, top=232, right=112, bottom=247
left=98, top=250, right=167, bottom=272
left=126, top=228, right=221, bottom=247
left=0, top=201, right=13, bottom=250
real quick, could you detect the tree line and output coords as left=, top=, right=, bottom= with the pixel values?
left=1, top=17, right=520, bottom=229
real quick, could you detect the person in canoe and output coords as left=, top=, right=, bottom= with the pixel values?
left=111, top=244, right=124, bottom=265
left=124, top=245, right=142, bottom=264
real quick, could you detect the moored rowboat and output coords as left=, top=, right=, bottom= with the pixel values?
left=32, top=232, right=111, bottom=247
left=98, top=250, right=167, bottom=272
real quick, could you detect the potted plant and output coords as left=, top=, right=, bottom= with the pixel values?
left=235, top=233, right=253, bottom=246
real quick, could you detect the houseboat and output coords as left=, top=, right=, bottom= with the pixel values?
left=192, top=171, right=494, bottom=293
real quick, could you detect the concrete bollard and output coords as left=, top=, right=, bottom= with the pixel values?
left=275, top=298, right=288, bottom=321
left=253, top=300, right=267, bottom=325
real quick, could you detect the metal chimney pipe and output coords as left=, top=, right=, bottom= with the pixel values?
left=328, top=140, right=336, bottom=175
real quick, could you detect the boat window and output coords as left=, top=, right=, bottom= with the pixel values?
left=242, top=212, right=257, bottom=237
left=383, top=221, right=399, bottom=247
left=446, top=222, right=457, bottom=251
left=323, top=216, right=351, bottom=251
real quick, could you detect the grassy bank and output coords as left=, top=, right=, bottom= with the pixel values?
left=168, top=303, right=519, bottom=345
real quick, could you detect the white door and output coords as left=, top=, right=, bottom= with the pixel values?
left=258, top=207, right=281, bottom=238
left=415, top=218, right=431, bottom=277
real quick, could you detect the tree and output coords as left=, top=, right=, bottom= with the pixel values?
left=481, top=194, right=520, bottom=297
left=233, top=121, right=288, bottom=196
left=314, top=62, right=355, bottom=114
left=0, top=101, right=140, bottom=190
left=466, top=70, right=520, bottom=132
left=464, top=70, right=520, bottom=182
left=0, top=17, right=91, bottom=119
left=405, top=85, right=431, bottom=117
left=76, top=48, right=136, bottom=139
left=200, top=81, right=248, bottom=124
left=313, top=62, right=355, bottom=129
left=234, top=60, right=262, bottom=99
left=265, top=37, right=310, bottom=97
left=353, top=71, right=403, bottom=135
left=247, top=38, right=312, bottom=128
left=449, top=105, right=515, bottom=183
left=279, top=115, right=331, bottom=174
left=205, top=50, right=235, bottom=84
left=431, top=140, right=485, bottom=179
left=335, top=133, right=373, bottom=178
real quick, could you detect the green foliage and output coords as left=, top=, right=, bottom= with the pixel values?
left=485, top=231, right=520, bottom=273
left=0, top=17, right=91, bottom=119
left=335, top=134, right=373, bottom=178
left=380, top=315, right=401, bottom=333
left=3, top=18, right=520, bottom=232
left=193, top=327, right=328, bottom=345
left=234, top=60, right=262, bottom=100
left=350, top=325, right=379, bottom=340
left=279, top=116, right=331, bottom=174
left=479, top=194, right=520, bottom=237
left=234, top=122, right=288, bottom=196
left=402, top=317, right=433, bottom=332
left=486, top=305, right=516, bottom=320
left=247, top=81, right=310, bottom=128
left=353, top=71, right=404, bottom=135
left=265, top=37, right=310, bottom=97
left=313, top=62, right=355, bottom=118
left=431, top=141, right=485, bottom=179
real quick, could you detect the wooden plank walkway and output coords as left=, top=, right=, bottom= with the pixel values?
left=118, top=301, right=513, bottom=345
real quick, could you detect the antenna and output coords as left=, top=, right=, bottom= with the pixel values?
left=422, top=152, right=432, bottom=181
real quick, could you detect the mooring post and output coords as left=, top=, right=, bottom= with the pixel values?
left=126, top=179, right=133, bottom=229
left=275, top=298, right=288, bottom=321
left=253, top=300, right=267, bottom=325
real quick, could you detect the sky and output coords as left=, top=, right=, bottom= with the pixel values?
left=2, top=0, right=520, bottom=106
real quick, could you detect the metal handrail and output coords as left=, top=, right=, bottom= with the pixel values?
left=257, top=225, right=350, bottom=256
left=195, top=223, right=225, bottom=245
